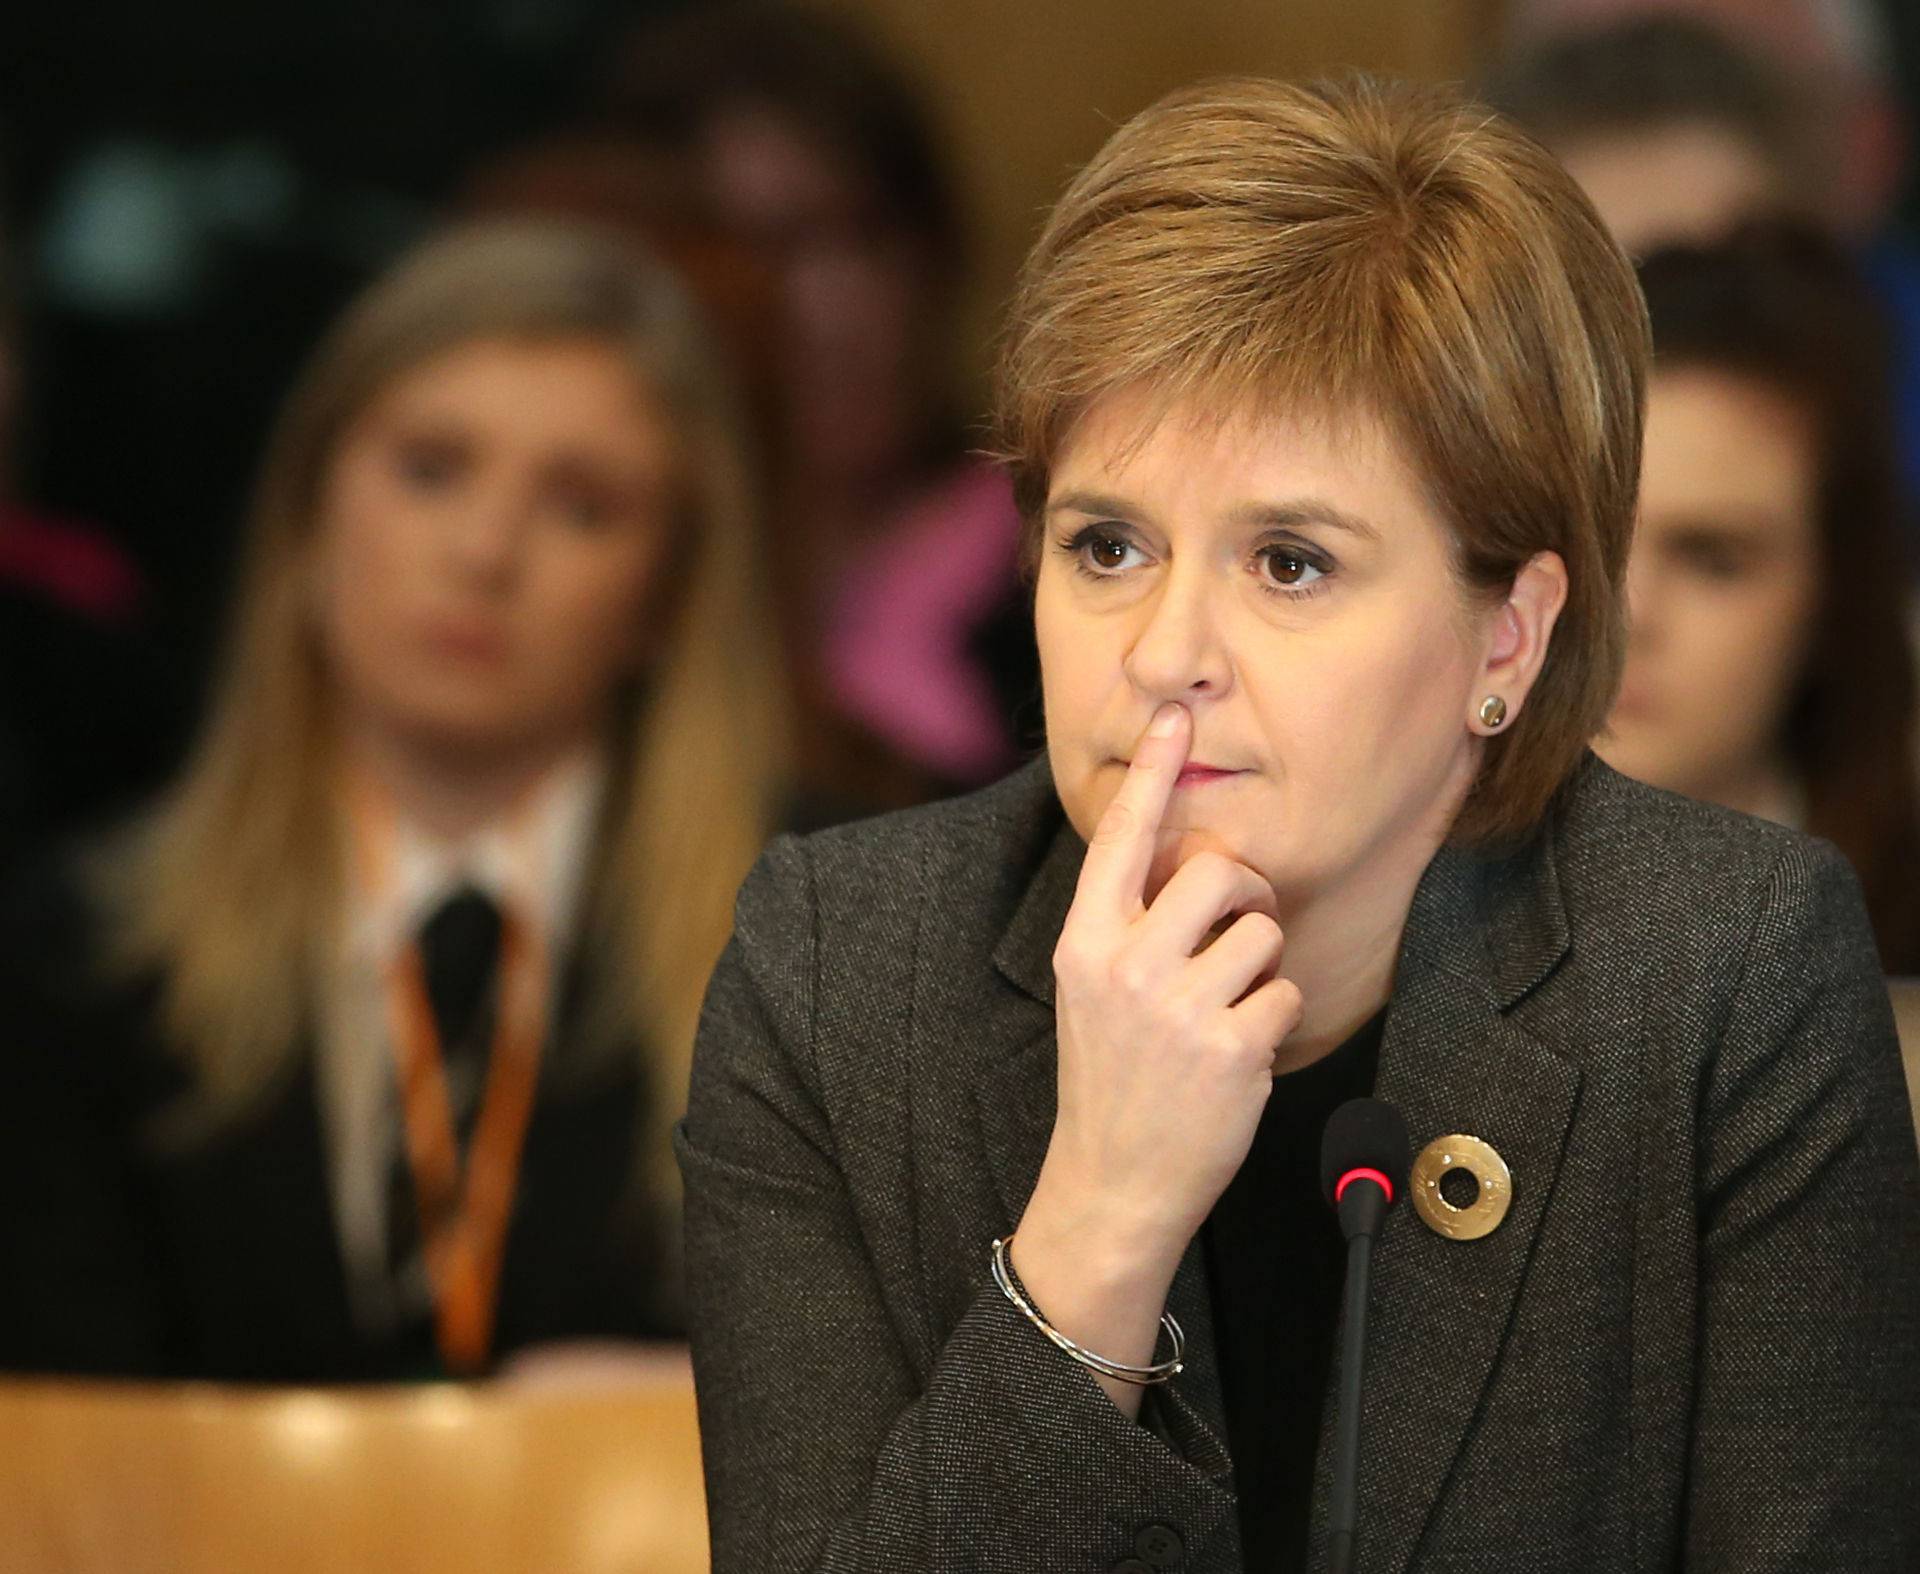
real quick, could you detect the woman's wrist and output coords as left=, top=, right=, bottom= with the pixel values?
left=1012, top=1162, right=1188, bottom=1314
left=1008, top=1167, right=1190, bottom=1419
left=1018, top=1155, right=1197, bottom=1285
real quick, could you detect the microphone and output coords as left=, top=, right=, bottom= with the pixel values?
left=1320, top=1097, right=1411, bottom=1574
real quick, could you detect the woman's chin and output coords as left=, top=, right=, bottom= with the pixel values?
left=1144, top=825, right=1264, bottom=903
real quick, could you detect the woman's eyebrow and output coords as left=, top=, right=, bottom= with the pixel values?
left=1045, top=490, right=1382, bottom=544
left=1654, top=511, right=1793, bottom=544
left=1045, top=489, right=1147, bottom=521
left=1230, top=500, right=1382, bottom=542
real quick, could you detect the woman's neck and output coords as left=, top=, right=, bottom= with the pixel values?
left=1266, top=776, right=1468, bottom=1073
left=1708, top=757, right=1804, bottom=829
left=343, top=720, right=600, bottom=844
left=1270, top=875, right=1415, bottom=1075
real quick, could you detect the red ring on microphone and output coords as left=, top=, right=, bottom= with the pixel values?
left=1334, top=1167, right=1394, bottom=1205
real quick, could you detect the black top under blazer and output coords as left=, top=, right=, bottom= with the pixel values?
left=677, top=753, right=1920, bottom=1574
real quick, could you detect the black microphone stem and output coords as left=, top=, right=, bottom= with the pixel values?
left=1327, top=1226, right=1374, bottom=1574
left=1327, top=1177, right=1389, bottom=1574
left=1319, top=1097, right=1409, bottom=1574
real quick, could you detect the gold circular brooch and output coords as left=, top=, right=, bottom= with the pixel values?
left=1409, top=1134, right=1513, bottom=1241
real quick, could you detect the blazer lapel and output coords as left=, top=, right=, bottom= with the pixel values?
left=978, top=819, right=1080, bottom=1233
left=1306, top=827, right=1582, bottom=1574
left=974, top=1017, right=1057, bottom=1227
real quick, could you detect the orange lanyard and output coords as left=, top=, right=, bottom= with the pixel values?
left=381, top=907, right=550, bottom=1374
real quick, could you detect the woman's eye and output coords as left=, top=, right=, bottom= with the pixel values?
left=1063, top=527, right=1143, bottom=575
left=1674, top=540, right=1750, bottom=582
left=394, top=440, right=465, bottom=490
left=1258, top=545, right=1328, bottom=590
left=553, top=489, right=616, bottom=531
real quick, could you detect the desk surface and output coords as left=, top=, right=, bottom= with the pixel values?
left=0, top=1369, right=709, bottom=1574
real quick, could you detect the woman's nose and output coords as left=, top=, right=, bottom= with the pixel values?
left=1122, top=573, right=1232, bottom=701
left=443, top=494, right=525, bottom=584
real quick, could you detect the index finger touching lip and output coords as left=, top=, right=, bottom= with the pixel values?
left=1076, top=702, right=1190, bottom=917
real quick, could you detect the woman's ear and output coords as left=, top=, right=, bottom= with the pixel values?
left=1469, top=551, right=1568, bottom=736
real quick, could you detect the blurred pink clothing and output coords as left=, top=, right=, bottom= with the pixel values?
left=822, top=462, right=1024, bottom=784
left=0, top=504, right=144, bottom=623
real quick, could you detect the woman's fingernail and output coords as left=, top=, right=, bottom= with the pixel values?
left=1149, top=705, right=1181, bottom=738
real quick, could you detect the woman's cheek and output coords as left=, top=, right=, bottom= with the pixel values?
left=1709, top=580, right=1801, bottom=680
left=548, top=545, right=659, bottom=683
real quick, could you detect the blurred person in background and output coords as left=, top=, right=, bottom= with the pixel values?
left=0, top=178, right=180, bottom=866
left=453, top=128, right=904, bottom=829
left=602, top=1, right=1040, bottom=811
left=1600, top=221, right=1920, bottom=972
left=1482, top=14, right=1821, bottom=256
left=1485, top=0, right=1920, bottom=534
left=1497, top=0, right=1908, bottom=240
left=0, top=219, right=788, bottom=1380
left=457, top=128, right=785, bottom=438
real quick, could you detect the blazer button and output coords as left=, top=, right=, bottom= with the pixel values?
left=1134, top=1521, right=1185, bottom=1566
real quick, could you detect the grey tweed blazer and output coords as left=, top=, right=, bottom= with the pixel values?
left=677, top=753, right=1920, bottom=1573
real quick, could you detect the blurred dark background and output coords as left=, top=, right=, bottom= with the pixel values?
left=1, top=1, right=680, bottom=680
left=1, top=0, right=1915, bottom=742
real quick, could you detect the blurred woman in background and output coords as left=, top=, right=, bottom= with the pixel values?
left=1601, top=221, right=1920, bottom=972
left=0, top=219, right=788, bottom=1380
left=1481, top=7, right=1920, bottom=537
left=606, top=1, right=1039, bottom=808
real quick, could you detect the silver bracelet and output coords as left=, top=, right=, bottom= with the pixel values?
left=989, top=1236, right=1185, bottom=1386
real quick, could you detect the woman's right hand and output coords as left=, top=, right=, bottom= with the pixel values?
left=1007, top=702, right=1302, bottom=1411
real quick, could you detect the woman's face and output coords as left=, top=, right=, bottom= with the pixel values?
left=1597, top=367, right=1821, bottom=805
left=1037, top=389, right=1552, bottom=909
left=313, top=334, right=675, bottom=767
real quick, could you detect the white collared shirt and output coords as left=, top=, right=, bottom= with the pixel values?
left=317, top=751, right=608, bottom=1334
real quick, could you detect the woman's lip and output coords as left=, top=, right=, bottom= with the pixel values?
left=1111, top=758, right=1247, bottom=782
left=421, top=621, right=510, bottom=661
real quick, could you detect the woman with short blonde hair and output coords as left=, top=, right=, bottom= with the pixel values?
left=680, top=75, right=1920, bottom=1572
left=996, top=75, right=1647, bottom=844
left=2, top=219, right=787, bottom=1379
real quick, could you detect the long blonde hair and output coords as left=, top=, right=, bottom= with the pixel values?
left=97, top=220, right=788, bottom=1190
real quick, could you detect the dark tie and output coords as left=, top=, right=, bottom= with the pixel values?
left=418, top=885, right=504, bottom=1137
left=387, top=885, right=504, bottom=1301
